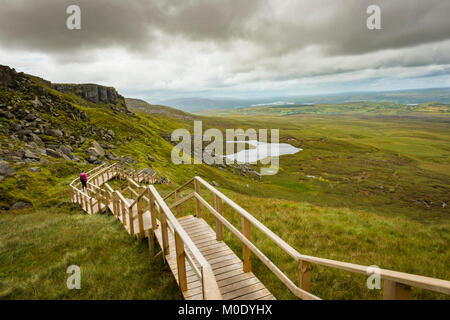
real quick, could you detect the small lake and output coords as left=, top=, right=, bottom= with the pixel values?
left=224, top=140, right=302, bottom=163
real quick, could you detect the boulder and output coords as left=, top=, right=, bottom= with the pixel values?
left=11, top=201, right=33, bottom=210
left=29, top=99, right=43, bottom=108
left=148, top=155, right=155, bottom=162
left=0, top=161, right=16, bottom=177
left=45, top=128, right=63, bottom=137
left=17, top=129, right=32, bottom=136
left=87, top=155, right=99, bottom=164
left=10, top=122, right=22, bottom=131
left=0, top=110, right=15, bottom=119
left=90, top=141, right=105, bottom=157
left=29, top=133, right=44, bottom=146
left=100, top=143, right=115, bottom=149
left=59, top=145, right=74, bottom=159
left=23, top=113, right=37, bottom=122
left=107, top=129, right=115, bottom=137
left=29, top=167, right=41, bottom=173
left=45, top=148, right=63, bottom=158
left=24, top=150, right=40, bottom=161
left=211, top=181, right=220, bottom=187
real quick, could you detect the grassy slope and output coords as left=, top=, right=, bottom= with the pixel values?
left=1, top=81, right=449, bottom=299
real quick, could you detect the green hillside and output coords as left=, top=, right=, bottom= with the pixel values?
left=0, top=65, right=449, bottom=299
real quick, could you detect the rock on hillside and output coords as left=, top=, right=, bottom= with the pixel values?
left=0, top=64, right=138, bottom=167
left=53, top=83, right=134, bottom=115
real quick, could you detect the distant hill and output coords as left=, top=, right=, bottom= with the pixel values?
left=160, top=87, right=450, bottom=112
left=125, top=98, right=195, bottom=120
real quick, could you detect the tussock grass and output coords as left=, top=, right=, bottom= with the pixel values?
left=0, top=205, right=181, bottom=300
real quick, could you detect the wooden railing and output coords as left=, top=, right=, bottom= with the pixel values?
left=164, top=176, right=450, bottom=300
left=71, top=164, right=450, bottom=300
left=70, top=164, right=221, bottom=299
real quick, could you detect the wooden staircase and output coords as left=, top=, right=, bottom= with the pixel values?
left=69, top=163, right=450, bottom=300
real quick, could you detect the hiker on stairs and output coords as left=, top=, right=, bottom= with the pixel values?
left=80, top=170, right=88, bottom=192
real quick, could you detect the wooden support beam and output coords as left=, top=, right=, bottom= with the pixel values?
left=148, top=229, right=156, bottom=257
left=214, top=194, right=223, bottom=241
left=298, top=260, right=311, bottom=293
left=384, top=280, right=412, bottom=300
left=194, top=179, right=202, bottom=218
left=121, top=199, right=127, bottom=226
left=90, top=197, right=94, bottom=215
left=84, top=194, right=89, bottom=212
left=161, top=209, right=170, bottom=257
left=105, top=190, right=110, bottom=208
left=175, top=231, right=188, bottom=292
left=97, top=192, right=102, bottom=213
left=175, top=190, right=181, bottom=217
left=242, top=217, right=252, bottom=273
left=137, top=198, right=144, bottom=239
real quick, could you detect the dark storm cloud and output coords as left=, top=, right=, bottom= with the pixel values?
left=0, top=0, right=449, bottom=97
left=0, top=0, right=449, bottom=57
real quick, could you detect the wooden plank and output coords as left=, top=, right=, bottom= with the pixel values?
left=215, top=268, right=246, bottom=282
left=219, top=277, right=261, bottom=295
left=222, top=282, right=266, bottom=300
left=235, top=288, right=274, bottom=300
left=217, top=273, right=255, bottom=288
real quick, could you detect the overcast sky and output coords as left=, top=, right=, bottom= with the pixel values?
left=0, top=0, right=449, bottom=102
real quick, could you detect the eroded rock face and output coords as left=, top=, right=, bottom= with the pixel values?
left=52, top=83, right=121, bottom=105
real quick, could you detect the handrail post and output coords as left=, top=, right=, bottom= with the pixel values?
left=84, top=194, right=89, bottom=213
left=175, top=190, right=181, bottom=217
left=161, top=209, right=170, bottom=257
left=383, top=280, right=412, bottom=300
left=137, top=197, right=144, bottom=240
left=97, top=192, right=102, bottom=213
left=128, top=204, right=134, bottom=235
left=242, top=217, right=252, bottom=272
left=214, top=194, right=223, bottom=241
left=105, top=189, right=110, bottom=208
left=298, top=260, right=311, bottom=292
left=194, top=178, right=202, bottom=218
left=175, top=231, right=188, bottom=291
left=148, top=190, right=157, bottom=257
left=121, top=198, right=127, bottom=226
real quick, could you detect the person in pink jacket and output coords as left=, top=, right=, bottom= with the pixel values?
left=80, top=170, right=88, bottom=192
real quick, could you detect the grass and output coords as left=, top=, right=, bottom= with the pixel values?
left=1, top=75, right=449, bottom=299
left=0, top=205, right=181, bottom=299
left=159, top=184, right=450, bottom=300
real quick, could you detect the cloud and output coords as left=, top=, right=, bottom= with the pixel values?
left=0, top=0, right=449, bottom=99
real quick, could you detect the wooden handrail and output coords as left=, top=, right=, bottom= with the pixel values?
left=163, top=178, right=194, bottom=200
left=70, top=164, right=450, bottom=299
left=169, top=193, right=194, bottom=210
left=149, top=185, right=222, bottom=300
left=194, top=192, right=320, bottom=300
left=189, top=176, right=450, bottom=298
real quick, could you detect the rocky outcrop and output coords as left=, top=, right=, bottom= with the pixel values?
left=52, top=83, right=121, bottom=105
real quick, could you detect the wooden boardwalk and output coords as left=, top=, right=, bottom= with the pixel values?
left=69, top=163, right=450, bottom=300
left=155, top=215, right=275, bottom=300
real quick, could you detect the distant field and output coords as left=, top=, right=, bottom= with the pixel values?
left=200, top=101, right=450, bottom=117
